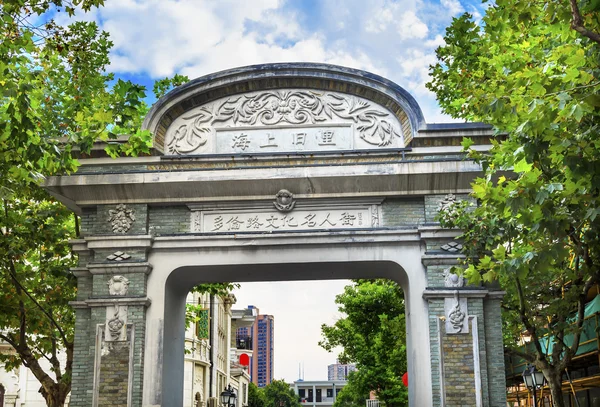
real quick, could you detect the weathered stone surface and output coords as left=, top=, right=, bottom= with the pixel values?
left=46, top=63, right=507, bottom=407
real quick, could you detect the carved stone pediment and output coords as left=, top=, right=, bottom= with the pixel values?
left=165, top=89, right=407, bottom=155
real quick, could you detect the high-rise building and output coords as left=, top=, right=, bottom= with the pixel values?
left=236, top=306, right=275, bottom=388
left=253, top=313, right=274, bottom=388
left=327, top=360, right=356, bottom=381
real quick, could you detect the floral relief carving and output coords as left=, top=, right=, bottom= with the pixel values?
left=107, top=204, right=135, bottom=234
left=107, top=275, right=130, bottom=296
left=166, top=90, right=403, bottom=154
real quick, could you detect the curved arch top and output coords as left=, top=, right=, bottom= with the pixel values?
left=143, top=63, right=427, bottom=154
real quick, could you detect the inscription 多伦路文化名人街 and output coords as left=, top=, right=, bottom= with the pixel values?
left=197, top=207, right=380, bottom=233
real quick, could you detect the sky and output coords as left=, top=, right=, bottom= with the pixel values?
left=55, top=0, right=487, bottom=384
left=232, top=280, right=350, bottom=382
left=55, top=0, right=486, bottom=123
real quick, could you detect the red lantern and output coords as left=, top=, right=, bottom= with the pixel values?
left=402, top=372, right=408, bottom=387
left=240, top=353, right=250, bottom=366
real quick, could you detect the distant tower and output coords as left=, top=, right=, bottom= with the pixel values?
left=327, top=360, right=356, bottom=380
left=236, top=306, right=275, bottom=388
left=252, top=314, right=274, bottom=387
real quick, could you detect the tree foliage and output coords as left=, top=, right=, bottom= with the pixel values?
left=428, top=1, right=600, bottom=405
left=248, top=382, right=266, bottom=407
left=0, top=1, right=155, bottom=406
left=320, top=280, right=407, bottom=407
left=262, top=379, right=301, bottom=407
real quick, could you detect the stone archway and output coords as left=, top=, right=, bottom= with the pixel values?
left=45, top=63, right=507, bottom=407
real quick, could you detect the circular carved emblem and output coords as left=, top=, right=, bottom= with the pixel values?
left=273, top=189, right=296, bottom=212
left=107, top=275, right=130, bottom=296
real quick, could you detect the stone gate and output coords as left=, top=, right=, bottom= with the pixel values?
left=44, top=63, right=507, bottom=407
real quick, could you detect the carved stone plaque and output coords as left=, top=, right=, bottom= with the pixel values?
left=165, top=90, right=406, bottom=155
left=193, top=205, right=380, bottom=233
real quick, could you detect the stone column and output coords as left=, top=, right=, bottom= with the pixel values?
left=420, top=194, right=507, bottom=407
left=69, top=204, right=152, bottom=407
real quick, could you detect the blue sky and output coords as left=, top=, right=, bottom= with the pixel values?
left=58, top=0, right=486, bottom=382
left=58, top=0, right=486, bottom=123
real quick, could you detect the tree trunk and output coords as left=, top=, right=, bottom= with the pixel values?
left=40, top=385, right=69, bottom=407
left=546, top=370, right=566, bottom=407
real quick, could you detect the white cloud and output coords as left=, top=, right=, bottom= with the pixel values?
left=441, top=0, right=464, bottom=16
left=57, top=0, right=466, bottom=133
left=425, top=34, right=446, bottom=48
left=364, top=3, right=397, bottom=33
left=397, top=10, right=429, bottom=39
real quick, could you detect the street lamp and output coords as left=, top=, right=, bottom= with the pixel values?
left=522, top=365, right=546, bottom=406
left=220, top=385, right=237, bottom=407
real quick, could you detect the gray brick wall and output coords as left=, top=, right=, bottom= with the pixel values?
left=484, top=297, right=507, bottom=406
left=381, top=197, right=425, bottom=227
left=70, top=308, right=92, bottom=407
left=426, top=264, right=447, bottom=287
left=428, top=298, right=444, bottom=407
left=148, top=205, right=190, bottom=235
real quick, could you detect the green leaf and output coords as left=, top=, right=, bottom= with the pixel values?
left=513, top=158, right=532, bottom=173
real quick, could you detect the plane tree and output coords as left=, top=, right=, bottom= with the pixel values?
left=320, top=280, right=407, bottom=407
left=427, top=1, right=600, bottom=405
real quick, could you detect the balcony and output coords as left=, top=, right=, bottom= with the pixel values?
left=236, top=336, right=252, bottom=350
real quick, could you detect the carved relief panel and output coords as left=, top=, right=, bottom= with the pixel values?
left=165, top=90, right=408, bottom=155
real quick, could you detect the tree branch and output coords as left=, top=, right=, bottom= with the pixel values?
left=6, top=258, right=70, bottom=345
left=569, top=0, right=600, bottom=44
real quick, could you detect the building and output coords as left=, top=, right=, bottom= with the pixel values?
left=1, top=291, right=252, bottom=407
left=327, top=361, right=356, bottom=381
left=252, top=313, right=274, bottom=388
left=505, top=290, right=600, bottom=406
left=292, top=380, right=346, bottom=407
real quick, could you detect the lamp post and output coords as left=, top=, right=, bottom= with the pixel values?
left=522, top=365, right=546, bottom=406
left=220, top=385, right=237, bottom=407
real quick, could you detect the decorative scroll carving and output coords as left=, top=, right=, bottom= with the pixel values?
left=273, top=190, right=295, bottom=212
left=166, top=90, right=403, bottom=154
left=448, top=299, right=466, bottom=332
left=106, top=306, right=126, bottom=341
left=441, top=241, right=463, bottom=253
left=443, top=268, right=464, bottom=288
left=107, top=204, right=135, bottom=234
left=108, top=275, right=130, bottom=296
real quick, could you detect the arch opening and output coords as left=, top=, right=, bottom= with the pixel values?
left=161, top=260, right=416, bottom=407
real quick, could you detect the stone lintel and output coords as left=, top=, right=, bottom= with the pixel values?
left=70, top=239, right=92, bottom=255
left=70, top=297, right=151, bottom=308
left=71, top=267, right=92, bottom=278
left=423, top=288, right=489, bottom=299
left=152, top=229, right=421, bottom=249
left=85, top=235, right=153, bottom=250
left=486, top=290, right=506, bottom=299
left=418, top=226, right=462, bottom=240
left=87, top=262, right=153, bottom=275
left=421, top=254, right=464, bottom=266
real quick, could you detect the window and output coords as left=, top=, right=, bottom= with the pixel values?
left=326, top=389, right=333, bottom=398
left=299, top=389, right=306, bottom=398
